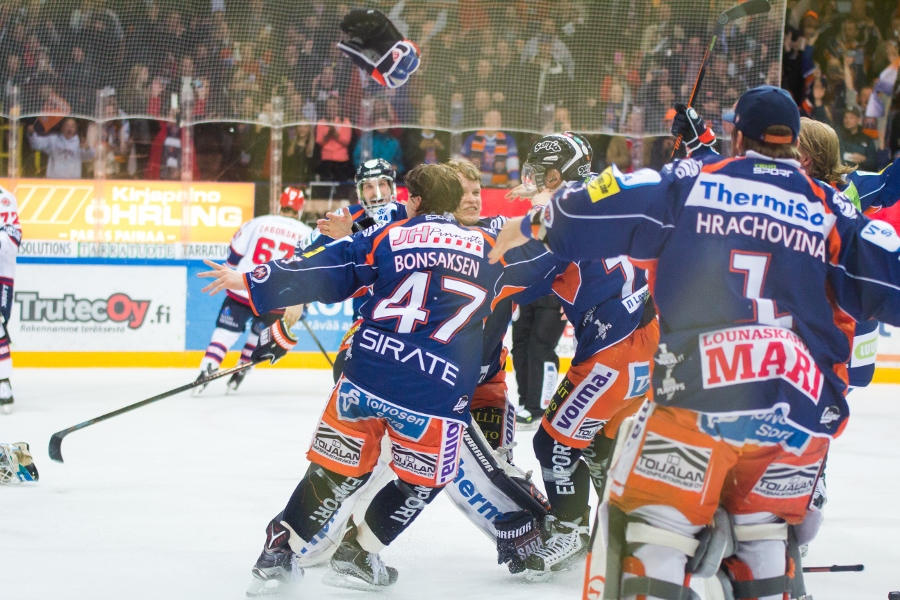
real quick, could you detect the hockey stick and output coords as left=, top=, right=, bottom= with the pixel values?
left=299, top=315, right=335, bottom=368
left=671, top=0, right=772, bottom=157
left=802, top=564, right=864, bottom=573
left=48, top=361, right=258, bottom=463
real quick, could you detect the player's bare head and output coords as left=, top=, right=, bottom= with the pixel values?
left=405, top=164, right=462, bottom=216
left=446, top=158, right=482, bottom=225
left=798, top=117, right=855, bottom=184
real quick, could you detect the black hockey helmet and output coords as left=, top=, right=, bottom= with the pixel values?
left=355, top=158, right=397, bottom=214
left=522, top=133, right=591, bottom=191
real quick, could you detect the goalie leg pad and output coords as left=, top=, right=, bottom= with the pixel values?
left=721, top=513, right=790, bottom=600
left=685, top=508, right=736, bottom=578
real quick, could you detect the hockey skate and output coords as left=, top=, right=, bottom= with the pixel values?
left=227, top=365, right=250, bottom=394
left=523, top=516, right=590, bottom=582
left=324, top=526, right=398, bottom=591
left=0, top=379, right=13, bottom=414
left=190, top=365, right=217, bottom=396
left=515, top=406, right=542, bottom=431
left=246, top=520, right=303, bottom=597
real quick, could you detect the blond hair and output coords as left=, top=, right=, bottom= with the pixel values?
left=445, top=158, right=481, bottom=184
left=741, top=126, right=802, bottom=160
left=798, top=117, right=855, bottom=184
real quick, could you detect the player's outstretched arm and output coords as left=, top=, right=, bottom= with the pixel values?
left=488, top=217, right=529, bottom=264
left=316, top=210, right=354, bottom=240
left=198, top=260, right=246, bottom=296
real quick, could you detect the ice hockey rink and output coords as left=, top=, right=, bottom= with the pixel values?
left=2, top=367, right=898, bottom=600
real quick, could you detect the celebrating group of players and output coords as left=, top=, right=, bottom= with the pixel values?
left=198, top=85, right=900, bottom=599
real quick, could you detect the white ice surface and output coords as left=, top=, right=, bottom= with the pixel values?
left=1, top=369, right=897, bottom=599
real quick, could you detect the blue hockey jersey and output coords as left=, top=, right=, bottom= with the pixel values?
left=247, top=214, right=557, bottom=422
left=529, top=155, right=900, bottom=438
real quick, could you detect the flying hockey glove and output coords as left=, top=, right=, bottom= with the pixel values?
left=672, top=103, right=716, bottom=156
left=251, top=318, right=297, bottom=365
left=495, top=510, right=545, bottom=573
left=337, top=8, right=420, bottom=89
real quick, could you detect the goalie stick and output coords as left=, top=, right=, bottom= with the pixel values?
left=802, top=564, right=864, bottom=573
left=671, top=0, right=772, bottom=157
left=49, top=361, right=259, bottom=463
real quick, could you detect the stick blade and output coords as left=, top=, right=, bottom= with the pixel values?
left=719, top=0, right=771, bottom=26
left=48, top=432, right=66, bottom=463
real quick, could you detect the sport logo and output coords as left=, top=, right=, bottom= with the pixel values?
left=831, top=193, right=858, bottom=219
left=335, top=379, right=431, bottom=441
left=751, top=462, right=820, bottom=499
left=437, top=422, right=462, bottom=485
left=311, top=423, right=363, bottom=467
left=389, top=222, right=484, bottom=257
left=627, top=362, right=651, bottom=398
left=391, top=443, right=437, bottom=479
left=250, top=264, right=270, bottom=283
left=15, top=291, right=157, bottom=329
left=700, top=325, right=823, bottom=403
left=634, top=432, right=710, bottom=491
left=534, top=140, right=562, bottom=153
left=551, top=363, right=618, bottom=436
left=573, top=418, right=605, bottom=441
left=860, top=220, right=900, bottom=252
left=674, top=158, right=701, bottom=179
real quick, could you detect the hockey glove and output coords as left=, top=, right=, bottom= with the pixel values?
left=337, top=9, right=420, bottom=89
left=495, top=510, right=544, bottom=573
left=511, top=476, right=552, bottom=515
left=672, top=103, right=716, bottom=156
left=251, top=319, right=297, bottom=365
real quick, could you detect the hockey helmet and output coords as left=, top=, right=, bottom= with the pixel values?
left=0, top=442, right=38, bottom=484
left=522, top=133, right=592, bottom=192
left=280, top=186, right=306, bottom=214
left=355, top=158, right=396, bottom=215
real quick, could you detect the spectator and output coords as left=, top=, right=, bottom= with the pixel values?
left=353, top=108, right=404, bottom=175
left=26, top=118, right=94, bottom=179
left=146, top=110, right=200, bottom=181
left=311, top=65, right=341, bottom=118
left=284, top=122, right=317, bottom=185
left=98, top=95, right=132, bottom=177
left=460, top=109, right=519, bottom=188
left=315, top=96, right=354, bottom=181
left=839, top=104, right=878, bottom=170
left=404, top=108, right=450, bottom=167
left=121, top=65, right=151, bottom=115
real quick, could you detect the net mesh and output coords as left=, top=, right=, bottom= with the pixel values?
left=0, top=0, right=785, bottom=136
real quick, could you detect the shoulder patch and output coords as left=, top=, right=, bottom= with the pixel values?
left=302, top=246, right=326, bottom=259
left=587, top=167, right=620, bottom=202
left=674, top=159, right=701, bottom=179
left=861, top=220, right=900, bottom=252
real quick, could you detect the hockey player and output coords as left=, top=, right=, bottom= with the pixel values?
left=200, top=164, right=558, bottom=594
left=488, top=85, right=900, bottom=599
left=0, top=184, right=20, bottom=414
left=0, top=442, right=38, bottom=483
left=502, top=134, right=661, bottom=579
left=193, top=187, right=311, bottom=394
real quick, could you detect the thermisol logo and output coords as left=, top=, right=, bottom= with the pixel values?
left=15, top=291, right=167, bottom=329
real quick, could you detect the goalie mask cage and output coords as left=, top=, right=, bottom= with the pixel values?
left=0, top=0, right=786, bottom=138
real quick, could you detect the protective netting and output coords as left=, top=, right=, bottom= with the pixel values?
left=0, top=0, right=785, bottom=137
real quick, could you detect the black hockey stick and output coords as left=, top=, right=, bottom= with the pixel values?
left=802, top=564, right=864, bottom=573
left=671, top=0, right=772, bottom=157
left=299, top=315, right=335, bottom=368
left=49, top=361, right=258, bottom=463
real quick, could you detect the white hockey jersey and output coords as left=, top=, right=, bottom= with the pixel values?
left=225, top=214, right=312, bottom=304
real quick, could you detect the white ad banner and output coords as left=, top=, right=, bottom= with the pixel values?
left=11, top=264, right=186, bottom=351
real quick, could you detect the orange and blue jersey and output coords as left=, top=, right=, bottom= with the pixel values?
left=247, top=214, right=557, bottom=422
left=527, top=153, right=900, bottom=438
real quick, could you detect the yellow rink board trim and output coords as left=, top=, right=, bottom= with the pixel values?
left=13, top=352, right=900, bottom=384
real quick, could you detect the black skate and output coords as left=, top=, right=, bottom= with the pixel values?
left=324, top=529, right=398, bottom=591
left=0, top=378, right=13, bottom=415
left=515, top=406, right=542, bottom=430
left=190, top=365, right=217, bottom=396
left=227, top=365, right=250, bottom=394
left=246, top=520, right=303, bottom=597
left=523, top=516, right=590, bottom=582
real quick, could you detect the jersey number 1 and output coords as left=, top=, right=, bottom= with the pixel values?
left=730, top=251, right=793, bottom=328
left=373, top=271, right=487, bottom=342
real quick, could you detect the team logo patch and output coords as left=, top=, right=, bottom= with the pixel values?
left=627, top=362, right=651, bottom=398
left=250, top=264, right=270, bottom=283
left=550, top=363, right=618, bottom=437
left=831, top=193, right=858, bottom=218
left=634, top=431, right=711, bottom=491
left=674, top=159, right=701, bottom=179
left=587, top=167, right=620, bottom=202
left=573, top=418, right=605, bottom=442
left=391, top=442, right=438, bottom=480
left=335, top=379, right=431, bottom=441
left=861, top=220, right=900, bottom=252
left=751, top=462, right=821, bottom=499
left=389, top=222, right=484, bottom=257
left=310, top=423, right=363, bottom=467
left=452, top=395, right=469, bottom=413
left=699, top=325, right=823, bottom=404
left=1, top=198, right=9, bottom=206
